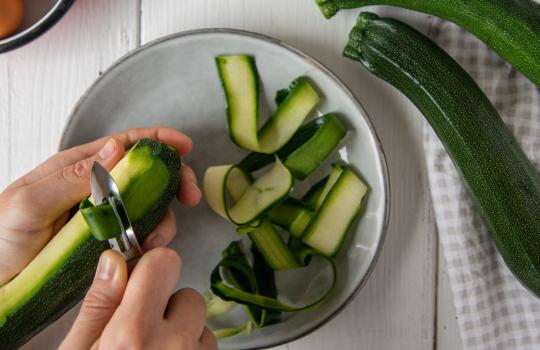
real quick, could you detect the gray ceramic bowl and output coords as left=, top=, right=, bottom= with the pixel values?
left=60, top=29, right=390, bottom=349
left=0, top=0, right=75, bottom=53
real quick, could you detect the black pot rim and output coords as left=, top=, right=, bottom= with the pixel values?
left=0, top=0, right=76, bottom=54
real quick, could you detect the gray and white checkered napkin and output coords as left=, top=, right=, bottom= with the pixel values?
left=423, top=19, right=540, bottom=349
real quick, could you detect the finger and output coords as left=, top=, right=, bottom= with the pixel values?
left=199, top=327, right=218, bottom=350
left=142, top=208, right=177, bottom=251
left=115, top=247, right=181, bottom=325
left=22, top=138, right=125, bottom=222
left=9, top=127, right=192, bottom=188
left=59, top=250, right=128, bottom=350
left=178, top=164, right=201, bottom=205
left=165, top=288, right=206, bottom=337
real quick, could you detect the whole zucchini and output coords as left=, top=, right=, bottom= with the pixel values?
left=315, top=0, right=540, bottom=86
left=0, top=138, right=181, bottom=349
left=344, top=12, right=540, bottom=296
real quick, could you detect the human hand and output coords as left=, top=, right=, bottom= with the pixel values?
left=0, top=127, right=201, bottom=285
left=60, top=247, right=216, bottom=350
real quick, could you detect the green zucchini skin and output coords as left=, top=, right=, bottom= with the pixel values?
left=345, top=12, right=540, bottom=295
left=0, top=139, right=181, bottom=349
left=239, top=114, right=346, bottom=179
left=316, top=0, right=540, bottom=86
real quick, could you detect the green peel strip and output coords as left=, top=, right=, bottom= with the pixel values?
left=210, top=244, right=337, bottom=313
left=79, top=199, right=121, bottom=241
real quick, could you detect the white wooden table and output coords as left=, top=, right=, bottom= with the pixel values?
left=0, top=2, right=463, bottom=349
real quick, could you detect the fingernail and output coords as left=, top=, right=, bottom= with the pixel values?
left=98, top=139, right=116, bottom=160
left=97, top=255, right=116, bottom=281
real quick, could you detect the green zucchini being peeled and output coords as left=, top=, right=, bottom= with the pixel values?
left=0, top=139, right=181, bottom=349
left=315, top=0, right=540, bottom=86
left=345, top=12, right=540, bottom=296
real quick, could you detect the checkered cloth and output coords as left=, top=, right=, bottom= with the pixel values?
left=423, top=17, right=540, bottom=349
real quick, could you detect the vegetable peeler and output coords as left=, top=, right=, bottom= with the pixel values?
left=90, top=161, right=142, bottom=265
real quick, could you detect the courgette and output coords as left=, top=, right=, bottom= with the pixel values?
left=345, top=12, right=540, bottom=295
left=205, top=163, right=301, bottom=269
left=239, top=114, right=347, bottom=179
left=267, top=198, right=313, bottom=238
left=204, top=158, right=294, bottom=226
left=267, top=165, right=345, bottom=238
left=0, top=139, right=181, bottom=349
left=302, top=167, right=367, bottom=256
left=216, top=55, right=320, bottom=153
left=315, top=0, right=540, bottom=86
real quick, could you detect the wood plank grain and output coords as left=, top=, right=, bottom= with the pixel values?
left=0, top=0, right=138, bottom=187
left=141, top=2, right=438, bottom=349
left=0, top=0, right=139, bottom=348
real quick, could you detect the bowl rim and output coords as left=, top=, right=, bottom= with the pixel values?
left=59, top=28, right=391, bottom=349
left=0, top=0, right=76, bottom=54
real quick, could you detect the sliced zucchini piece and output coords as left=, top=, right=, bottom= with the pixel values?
left=216, top=55, right=320, bottom=154
left=302, top=167, right=367, bottom=256
left=213, top=322, right=252, bottom=339
left=206, top=294, right=235, bottom=320
left=313, top=164, right=344, bottom=209
left=267, top=198, right=313, bottom=238
left=204, top=163, right=299, bottom=269
left=257, top=77, right=320, bottom=153
left=246, top=219, right=301, bottom=270
left=239, top=114, right=347, bottom=180
left=211, top=249, right=337, bottom=312
left=204, top=158, right=294, bottom=225
left=284, top=114, right=346, bottom=180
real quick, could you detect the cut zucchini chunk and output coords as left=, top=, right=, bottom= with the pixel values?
left=239, top=114, right=347, bottom=179
left=204, top=158, right=294, bottom=225
left=216, top=55, right=320, bottom=153
left=302, top=167, right=367, bottom=256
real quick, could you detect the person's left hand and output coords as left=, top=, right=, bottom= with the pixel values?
left=0, top=127, right=201, bottom=285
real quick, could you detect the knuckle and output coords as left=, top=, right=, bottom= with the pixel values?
left=5, top=187, right=32, bottom=207
left=62, top=159, right=91, bottom=184
left=80, top=289, right=116, bottom=321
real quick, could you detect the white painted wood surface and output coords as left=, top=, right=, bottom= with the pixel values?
left=0, top=1, right=463, bottom=349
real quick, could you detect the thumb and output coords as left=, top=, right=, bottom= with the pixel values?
left=28, top=138, right=125, bottom=221
left=60, top=250, right=128, bottom=350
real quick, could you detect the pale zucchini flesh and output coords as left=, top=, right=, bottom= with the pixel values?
left=204, top=159, right=293, bottom=226
left=216, top=55, right=320, bottom=154
left=302, top=168, right=367, bottom=256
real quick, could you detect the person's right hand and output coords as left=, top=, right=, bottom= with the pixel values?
left=60, top=247, right=216, bottom=350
